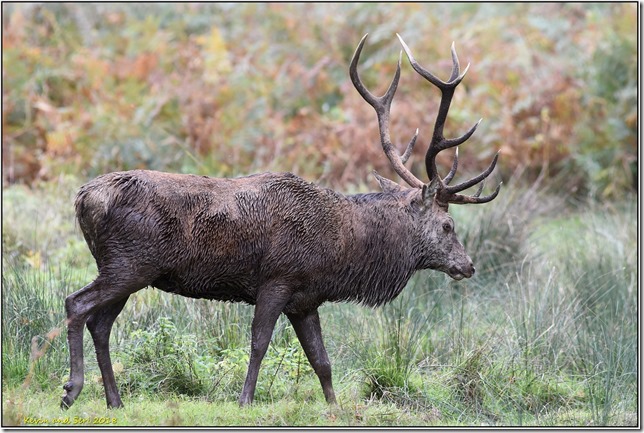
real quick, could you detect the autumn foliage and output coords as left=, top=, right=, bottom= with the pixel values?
left=2, top=3, right=637, bottom=198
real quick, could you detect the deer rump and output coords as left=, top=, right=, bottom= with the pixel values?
left=75, top=169, right=416, bottom=312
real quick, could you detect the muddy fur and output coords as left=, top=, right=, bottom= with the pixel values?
left=63, top=169, right=475, bottom=409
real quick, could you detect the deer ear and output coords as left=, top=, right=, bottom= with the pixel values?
left=422, top=177, right=441, bottom=202
left=373, top=171, right=404, bottom=193
left=422, top=177, right=449, bottom=210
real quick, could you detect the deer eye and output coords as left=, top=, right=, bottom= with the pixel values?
left=443, top=222, right=452, bottom=232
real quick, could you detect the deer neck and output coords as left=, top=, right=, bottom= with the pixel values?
left=334, top=190, right=419, bottom=306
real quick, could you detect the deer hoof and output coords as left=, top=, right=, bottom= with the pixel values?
left=61, top=381, right=78, bottom=410
left=61, top=394, right=73, bottom=410
left=238, top=395, right=252, bottom=407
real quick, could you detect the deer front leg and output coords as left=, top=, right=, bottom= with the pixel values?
left=287, top=309, right=336, bottom=404
left=238, top=287, right=291, bottom=406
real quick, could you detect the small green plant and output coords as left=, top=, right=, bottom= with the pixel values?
left=114, top=316, right=212, bottom=397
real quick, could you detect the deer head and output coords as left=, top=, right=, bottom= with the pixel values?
left=350, top=34, right=501, bottom=280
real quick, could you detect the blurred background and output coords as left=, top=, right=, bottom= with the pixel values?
left=2, top=3, right=638, bottom=198
left=1, top=4, right=639, bottom=426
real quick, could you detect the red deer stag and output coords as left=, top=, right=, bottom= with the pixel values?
left=62, top=33, right=500, bottom=409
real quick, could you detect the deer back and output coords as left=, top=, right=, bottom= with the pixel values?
left=75, top=170, right=424, bottom=309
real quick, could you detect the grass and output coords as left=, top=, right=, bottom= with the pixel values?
left=3, top=386, right=453, bottom=427
left=1, top=175, right=638, bottom=427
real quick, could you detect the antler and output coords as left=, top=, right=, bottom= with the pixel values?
left=397, top=34, right=500, bottom=205
left=349, top=34, right=424, bottom=189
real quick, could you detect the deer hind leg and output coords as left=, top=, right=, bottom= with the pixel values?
left=86, top=296, right=129, bottom=409
left=238, top=287, right=291, bottom=406
left=61, top=275, right=143, bottom=410
left=287, top=309, right=336, bottom=404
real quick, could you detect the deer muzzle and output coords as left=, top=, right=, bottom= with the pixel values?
left=447, top=262, right=475, bottom=280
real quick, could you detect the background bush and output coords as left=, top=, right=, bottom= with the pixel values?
left=2, top=3, right=637, bottom=198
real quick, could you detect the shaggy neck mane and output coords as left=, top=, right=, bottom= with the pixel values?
left=327, top=191, right=419, bottom=307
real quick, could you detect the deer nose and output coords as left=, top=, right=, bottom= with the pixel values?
left=461, top=265, right=475, bottom=278
left=458, top=260, right=475, bottom=279
left=466, top=259, right=475, bottom=277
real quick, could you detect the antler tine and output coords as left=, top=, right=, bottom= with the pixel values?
left=444, top=119, right=482, bottom=148
left=443, top=148, right=459, bottom=185
left=349, top=34, right=397, bottom=113
left=472, top=180, right=485, bottom=198
left=397, top=35, right=470, bottom=89
left=445, top=152, right=499, bottom=194
left=350, top=34, right=424, bottom=189
left=448, top=42, right=460, bottom=82
left=398, top=34, right=445, bottom=89
left=400, top=128, right=419, bottom=164
left=426, top=118, right=481, bottom=186
left=447, top=182, right=502, bottom=204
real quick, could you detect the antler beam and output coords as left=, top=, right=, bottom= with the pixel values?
left=349, top=34, right=424, bottom=189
